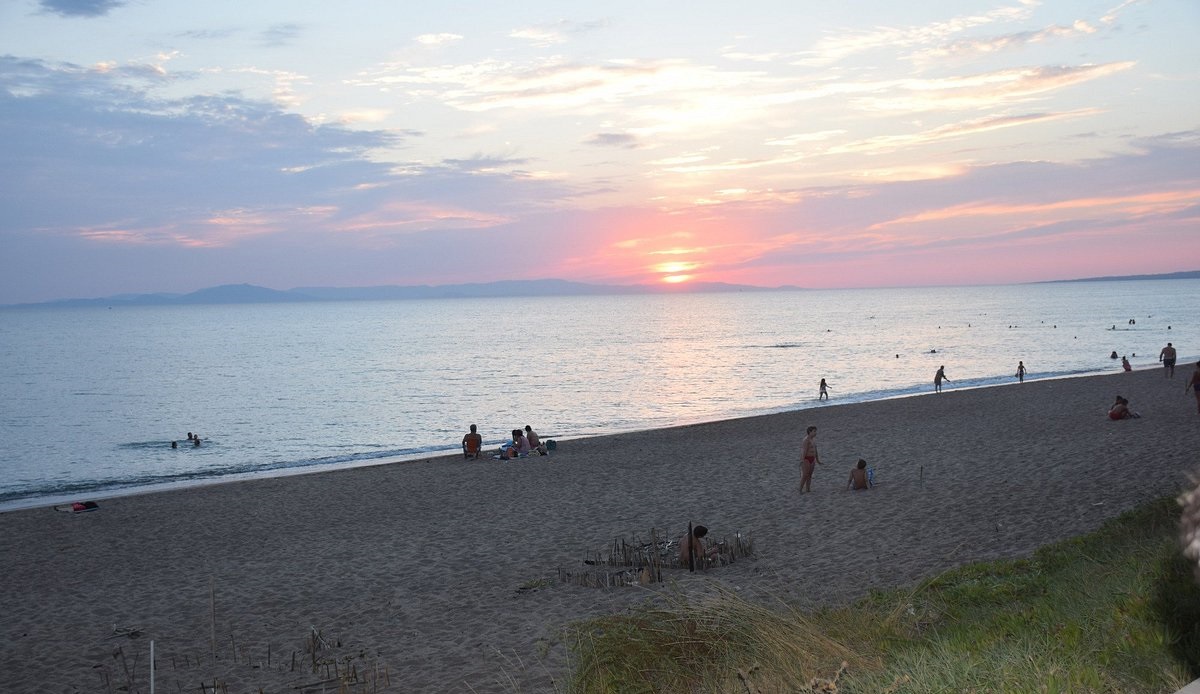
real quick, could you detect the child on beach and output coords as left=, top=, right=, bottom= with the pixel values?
left=819, top=378, right=830, bottom=400
left=847, top=459, right=871, bottom=490
left=679, top=524, right=719, bottom=568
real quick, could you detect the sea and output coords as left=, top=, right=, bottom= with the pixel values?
left=1, top=279, right=1194, bottom=511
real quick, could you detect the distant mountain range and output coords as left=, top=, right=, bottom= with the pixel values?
left=1040, top=269, right=1200, bottom=283
left=9, top=279, right=798, bottom=308
left=8, top=270, right=1197, bottom=308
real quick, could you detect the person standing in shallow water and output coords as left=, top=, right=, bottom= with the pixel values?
left=934, top=365, right=950, bottom=393
left=1016, top=361, right=1026, bottom=383
left=818, top=378, right=830, bottom=401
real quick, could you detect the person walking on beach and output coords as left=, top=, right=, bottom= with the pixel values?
left=1016, top=361, right=1026, bottom=383
left=1187, top=363, right=1200, bottom=416
left=818, top=378, right=830, bottom=401
left=934, top=365, right=950, bottom=393
left=800, top=426, right=820, bottom=493
left=1160, top=343, right=1177, bottom=378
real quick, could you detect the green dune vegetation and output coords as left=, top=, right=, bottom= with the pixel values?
left=564, top=497, right=1200, bottom=694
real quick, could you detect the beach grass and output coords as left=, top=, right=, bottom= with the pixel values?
left=563, top=496, right=1200, bottom=693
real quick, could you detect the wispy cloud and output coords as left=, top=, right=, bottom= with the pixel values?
left=914, top=21, right=1098, bottom=62
left=799, top=1, right=1037, bottom=66
left=509, top=27, right=567, bottom=47
left=38, top=0, right=124, bottom=18
left=509, top=19, right=610, bottom=47
left=871, top=189, right=1200, bottom=231
left=850, top=62, right=1136, bottom=112
left=585, top=132, right=639, bottom=148
left=415, top=33, right=464, bottom=47
left=351, top=57, right=767, bottom=116
left=827, top=109, right=1102, bottom=156
left=1101, top=0, right=1147, bottom=24
left=260, top=23, right=303, bottom=48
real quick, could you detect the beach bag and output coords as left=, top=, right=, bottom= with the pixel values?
left=546, top=439, right=556, bottom=451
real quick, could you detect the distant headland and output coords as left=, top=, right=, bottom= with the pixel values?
left=1038, top=270, right=1200, bottom=284
left=4, top=279, right=798, bottom=308
left=6, top=270, right=1197, bottom=308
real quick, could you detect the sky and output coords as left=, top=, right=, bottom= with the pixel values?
left=1, top=0, right=1198, bottom=303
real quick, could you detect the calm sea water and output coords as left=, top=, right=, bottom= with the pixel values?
left=0, top=280, right=1194, bottom=510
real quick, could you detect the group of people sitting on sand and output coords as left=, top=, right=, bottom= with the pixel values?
left=461, top=424, right=550, bottom=460
left=1108, top=395, right=1141, bottom=420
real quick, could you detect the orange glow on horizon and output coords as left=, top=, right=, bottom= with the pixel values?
left=652, top=261, right=700, bottom=274
left=662, top=274, right=692, bottom=283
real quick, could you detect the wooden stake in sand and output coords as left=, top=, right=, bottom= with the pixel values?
left=209, top=576, right=216, bottom=660
left=150, top=640, right=155, bottom=694
left=687, top=522, right=695, bottom=572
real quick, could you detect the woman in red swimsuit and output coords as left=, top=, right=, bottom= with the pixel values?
left=800, top=426, right=820, bottom=492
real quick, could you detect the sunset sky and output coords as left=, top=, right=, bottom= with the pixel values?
left=1, top=0, right=1198, bottom=303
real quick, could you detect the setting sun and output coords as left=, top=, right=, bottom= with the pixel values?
left=652, top=261, right=700, bottom=274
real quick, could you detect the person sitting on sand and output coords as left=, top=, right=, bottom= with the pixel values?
left=679, top=525, right=719, bottom=567
left=1108, top=395, right=1140, bottom=420
left=462, top=424, right=482, bottom=460
left=513, top=428, right=531, bottom=455
left=847, top=459, right=871, bottom=490
left=524, top=425, right=545, bottom=454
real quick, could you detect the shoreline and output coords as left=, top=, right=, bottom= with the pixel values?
left=2, top=363, right=1178, bottom=514
left=3, top=366, right=1198, bottom=692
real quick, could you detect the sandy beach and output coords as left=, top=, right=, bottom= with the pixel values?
left=3, top=366, right=1198, bottom=693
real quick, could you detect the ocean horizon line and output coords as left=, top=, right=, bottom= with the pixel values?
left=5, top=269, right=1199, bottom=309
